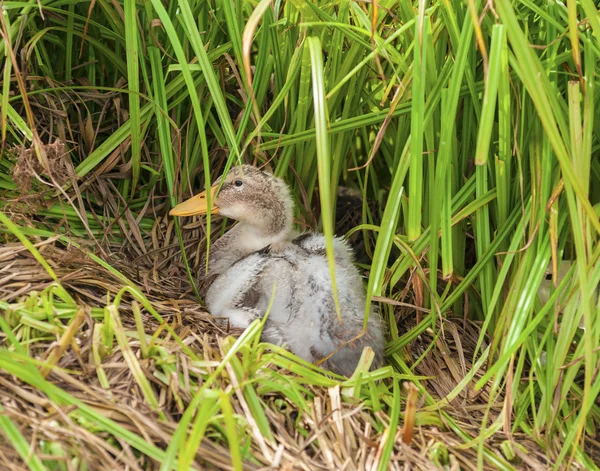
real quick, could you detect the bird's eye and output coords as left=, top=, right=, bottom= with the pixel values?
left=234, top=179, right=243, bottom=187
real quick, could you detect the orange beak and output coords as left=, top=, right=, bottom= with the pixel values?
left=169, top=185, right=219, bottom=216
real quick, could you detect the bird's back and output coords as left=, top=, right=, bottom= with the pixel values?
left=206, top=231, right=385, bottom=375
left=271, top=234, right=385, bottom=375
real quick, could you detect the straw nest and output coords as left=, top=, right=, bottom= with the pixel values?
left=2, top=226, right=567, bottom=470
left=1, top=142, right=591, bottom=470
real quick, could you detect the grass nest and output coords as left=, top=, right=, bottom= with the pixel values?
left=0, top=220, right=566, bottom=471
left=2, top=142, right=595, bottom=470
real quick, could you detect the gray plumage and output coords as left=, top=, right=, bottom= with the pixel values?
left=193, top=165, right=384, bottom=376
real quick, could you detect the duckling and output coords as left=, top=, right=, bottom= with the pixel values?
left=170, top=165, right=384, bottom=376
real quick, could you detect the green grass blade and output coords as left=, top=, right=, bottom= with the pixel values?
left=406, top=16, right=428, bottom=241
left=0, top=404, right=48, bottom=471
left=475, top=25, right=504, bottom=165
left=307, top=36, right=342, bottom=322
left=176, top=0, right=241, bottom=162
left=123, top=0, right=141, bottom=196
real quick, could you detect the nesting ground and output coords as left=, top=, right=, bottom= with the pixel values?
left=0, top=212, right=578, bottom=470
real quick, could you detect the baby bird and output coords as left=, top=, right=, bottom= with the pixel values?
left=170, top=165, right=384, bottom=376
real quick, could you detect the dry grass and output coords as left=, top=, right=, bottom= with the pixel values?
left=0, top=208, right=573, bottom=470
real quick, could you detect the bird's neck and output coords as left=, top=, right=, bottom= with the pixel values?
left=204, top=223, right=291, bottom=277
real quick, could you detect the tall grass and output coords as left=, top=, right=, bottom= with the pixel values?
left=1, top=0, right=599, bottom=469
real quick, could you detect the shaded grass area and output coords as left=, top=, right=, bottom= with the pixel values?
left=1, top=0, right=600, bottom=469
